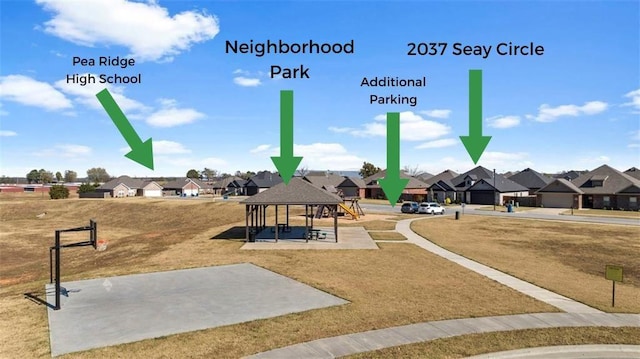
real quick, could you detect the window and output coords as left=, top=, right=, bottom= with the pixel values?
left=603, top=196, right=610, bottom=206
left=630, top=197, right=637, bottom=203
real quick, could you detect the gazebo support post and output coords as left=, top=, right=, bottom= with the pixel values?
left=245, top=205, right=249, bottom=241
left=275, top=205, right=279, bottom=242
left=334, top=204, right=338, bottom=242
left=305, top=205, right=309, bottom=242
left=286, top=205, right=289, bottom=229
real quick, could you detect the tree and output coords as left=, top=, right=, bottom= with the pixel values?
left=49, top=185, right=70, bottom=199
left=202, top=168, right=216, bottom=181
left=87, top=168, right=110, bottom=183
left=27, top=169, right=40, bottom=184
left=78, top=183, right=98, bottom=193
left=39, top=169, right=54, bottom=184
left=186, top=169, right=200, bottom=179
left=359, top=162, right=381, bottom=178
left=402, top=165, right=422, bottom=177
left=55, top=171, right=63, bottom=182
left=296, top=165, right=310, bottom=177
left=64, top=170, right=78, bottom=182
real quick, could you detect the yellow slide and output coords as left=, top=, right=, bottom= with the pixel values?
left=339, top=203, right=359, bottom=219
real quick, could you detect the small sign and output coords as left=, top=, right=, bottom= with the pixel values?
left=605, top=265, right=623, bottom=282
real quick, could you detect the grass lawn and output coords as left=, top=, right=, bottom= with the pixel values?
left=347, top=327, right=640, bottom=358
left=0, top=195, right=557, bottom=358
left=561, top=208, right=640, bottom=219
left=476, top=205, right=537, bottom=212
left=411, top=215, right=640, bottom=312
left=368, top=231, right=407, bottom=241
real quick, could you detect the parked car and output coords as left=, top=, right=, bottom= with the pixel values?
left=418, top=202, right=446, bottom=215
left=401, top=201, right=419, bottom=213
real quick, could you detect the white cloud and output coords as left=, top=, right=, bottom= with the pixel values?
left=36, top=0, right=219, bottom=62
left=578, top=154, right=610, bottom=165
left=153, top=140, right=191, bottom=154
left=293, top=143, right=365, bottom=169
left=54, top=74, right=148, bottom=113
left=487, top=115, right=520, bottom=129
left=415, top=138, right=457, bottom=149
left=0, top=130, right=17, bottom=137
left=418, top=152, right=533, bottom=174
left=420, top=109, right=451, bottom=119
left=528, top=101, right=608, bottom=122
left=332, top=111, right=450, bottom=141
left=233, top=76, right=262, bottom=87
left=628, top=144, right=640, bottom=149
left=33, top=144, right=92, bottom=158
left=158, top=156, right=227, bottom=168
left=233, top=69, right=250, bottom=75
left=0, top=75, right=72, bottom=111
left=623, top=88, right=640, bottom=112
left=146, top=99, right=205, bottom=127
left=250, top=144, right=271, bottom=153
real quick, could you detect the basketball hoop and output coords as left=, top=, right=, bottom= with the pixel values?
left=96, top=239, right=108, bottom=251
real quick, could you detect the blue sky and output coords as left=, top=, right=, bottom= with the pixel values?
left=1, top=0, right=638, bottom=178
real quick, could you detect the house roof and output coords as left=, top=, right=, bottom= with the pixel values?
left=624, top=167, right=640, bottom=180
left=508, top=168, right=553, bottom=190
left=246, top=171, right=283, bottom=188
left=339, top=176, right=366, bottom=188
left=163, top=177, right=202, bottom=190
left=572, top=164, right=640, bottom=194
left=416, top=172, right=434, bottom=181
left=363, top=169, right=429, bottom=189
left=98, top=175, right=143, bottom=190
left=468, top=176, right=529, bottom=193
left=423, top=170, right=458, bottom=187
left=212, top=176, right=244, bottom=189
left=451, top=166, right=494, bottom=189
left=536, top=178, right=584, bottom=194
left=303, top=174, right=345, bottom=189
left=240, top=177, right=343, bottom=205
left=552, top=170, right=582, bottom=181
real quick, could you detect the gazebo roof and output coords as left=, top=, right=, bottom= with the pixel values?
left=241, top=177, right=342, bottom=205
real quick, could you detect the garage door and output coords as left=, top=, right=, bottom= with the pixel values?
left=469, top=191, right=494, bottom=205
left=144, top=190, right=162, bottom=197
left=183, top=188, right=198, bottom=196
left=541, top=193, right=573, bottom=208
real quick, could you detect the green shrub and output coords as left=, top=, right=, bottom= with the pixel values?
left=49, top=185, right=69, bottom=199
left=78, top=183, right=98, bottom=194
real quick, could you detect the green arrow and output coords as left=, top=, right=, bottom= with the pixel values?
left=460, top=69, right=491, bottom=164
left=271, top=90, right=302, bottom=184
left=379, top=112, right=409, bottom=206
left=96, top=88, right=154, bottom=170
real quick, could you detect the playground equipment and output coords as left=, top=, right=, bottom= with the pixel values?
left=49, top=220, right=99, bottom=310
left=315, top=198, right=365, bottom=219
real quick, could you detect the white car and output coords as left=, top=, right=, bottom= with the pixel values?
left=418, top=202, right=446, bottom=215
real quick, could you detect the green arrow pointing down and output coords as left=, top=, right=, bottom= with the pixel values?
left=460, top=69, right=491, bottom=164
left=379, top=112, right=409, bottom=206
left=271, top=90, right=302, bottom=184
left=96, top=88, right=154, bottom=170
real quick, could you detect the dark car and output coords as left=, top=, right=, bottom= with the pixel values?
left=401, top=201, right=419, bottom=213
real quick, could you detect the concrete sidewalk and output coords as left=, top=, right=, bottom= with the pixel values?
left=466, top=344, right=640, bottom=358
left=396, top=218, right=602, bottom=314
left=244, top=313, right=640, bottom=358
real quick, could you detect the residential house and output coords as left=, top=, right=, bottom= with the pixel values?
left=537, top=164, right=640, bottom=209
left=424, top=170, right=459, bottom=202
left=466, top=176, right=529, bottom=205
left=338, top=176, right=366, bottom=198
left=447, top=166, right=495, bottom=203
left=227, top=178, right=247, bottom=195
left=508, top=168, right=553, bottom=195
left=552, top=170, right=582, bottom=181
left=96, top=175, right=162, bottom=198
left=244, top=171, right=283, bottom=195
left=362, top=170, right=429, bottom=201
left=211, top=176, right=245, bottom=195
left=162, top=178, right=202, bottom=196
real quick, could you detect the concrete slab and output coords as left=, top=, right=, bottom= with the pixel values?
left=241, top=226, right=378, bottom=250
left=47, top=263, right=348, bottom=357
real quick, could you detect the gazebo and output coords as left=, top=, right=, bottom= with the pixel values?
left=240, top=178, right=343, bottom=242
